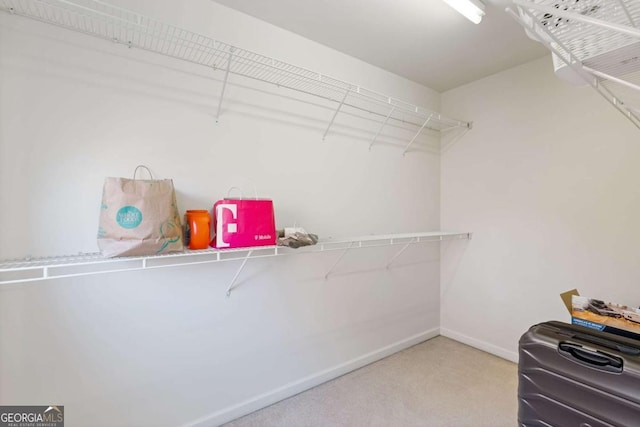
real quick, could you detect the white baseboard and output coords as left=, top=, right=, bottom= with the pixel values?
left=440, top=327, right=518, bottom=363
left=183, top=327, right=440, bottom=427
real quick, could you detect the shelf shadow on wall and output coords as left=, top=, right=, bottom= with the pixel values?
left=310, top=250, right=439, bottom=282
left=322, top=259, right=439, bottom=281
left=440, top=238, right=472, bottom=299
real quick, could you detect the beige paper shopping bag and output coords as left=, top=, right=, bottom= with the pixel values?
left=97, top=166, right=183, bottom=257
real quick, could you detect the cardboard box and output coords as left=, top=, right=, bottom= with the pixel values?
left=560, top=289, right=640, bottom=340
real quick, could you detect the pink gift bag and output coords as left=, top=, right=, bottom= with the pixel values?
left=212, top=188, right=276, bottom=249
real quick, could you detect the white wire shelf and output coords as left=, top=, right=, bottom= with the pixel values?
left=0, top=232, right=472, bottom=291
left=0, top=0, right=471, bottom=150
left=508, top=0, right=640, bottom=130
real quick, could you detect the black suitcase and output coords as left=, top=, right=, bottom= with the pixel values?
left=519, top=321, right=640, bottom=426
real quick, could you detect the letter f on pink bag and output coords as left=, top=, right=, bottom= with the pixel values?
left=216, top=203, right=238, bottom=248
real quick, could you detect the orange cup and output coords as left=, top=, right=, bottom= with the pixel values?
left=186, top=210, right=210, bottom=250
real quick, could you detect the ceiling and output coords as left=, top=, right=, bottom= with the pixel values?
left=212, top=0, right=549, bottom=92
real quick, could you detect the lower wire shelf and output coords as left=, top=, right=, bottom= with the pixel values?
left=0, top=231, right=472, bottom=289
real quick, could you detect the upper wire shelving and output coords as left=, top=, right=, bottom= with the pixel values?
left=508, top=0, right=640, bottom=130
left=0, top=231, right=472, bottom=295
left=0, top=0, right=471, bottom=153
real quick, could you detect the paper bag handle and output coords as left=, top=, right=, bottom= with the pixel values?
left=226, top=185, right=258, bottom=200
left=133, top=165, right=154, bottom=180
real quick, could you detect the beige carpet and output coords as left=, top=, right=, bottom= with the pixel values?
left=224, top=336, right=518, bottom=427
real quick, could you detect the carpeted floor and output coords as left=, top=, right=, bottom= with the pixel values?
left=224, top=336, right=518, bottom=427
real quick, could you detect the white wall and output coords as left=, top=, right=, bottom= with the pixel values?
left=441, top=55, right=640, bottom=362
left=0, top=1, right=453, bottom=426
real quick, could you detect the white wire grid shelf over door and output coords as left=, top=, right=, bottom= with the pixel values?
left=508, top=0, right=640, bottom=130
left=0, top=232, right=472, bottom=289
left=0, top=0, right=471, bottom=151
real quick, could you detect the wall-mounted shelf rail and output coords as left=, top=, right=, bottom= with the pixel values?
left=0, top=232, right=472, bottom=292
left=0, top=0, right=471, bottom=150
left=508, top=0, right=640, bottom=130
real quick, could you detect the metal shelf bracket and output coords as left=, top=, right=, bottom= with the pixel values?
left=226, top=249, right=252, bottom=297
left=325, top=241, right=355, bottom=279
left=369, top=105, right=396, bottom=150
left=441, top=126, right=471, bottom=153
left=216, top=48, right=234, bottom=123
left=322, top=89, right=350, bottom=141
left=403, top=113, right=434, bottom=155
left=386, top=237, right=417, bottom=269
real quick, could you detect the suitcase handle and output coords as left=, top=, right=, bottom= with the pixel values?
left=559, top=342, right=623, bottom=373
left=546, top=321, right=640, bottom=355
left=572, top=332, right=640, bottom=356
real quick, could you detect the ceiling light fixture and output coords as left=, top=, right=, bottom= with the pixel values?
left=442, top=0, right=486, bottom=24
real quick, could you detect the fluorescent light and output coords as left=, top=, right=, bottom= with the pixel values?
left=442, top=0, right=486, bottom=24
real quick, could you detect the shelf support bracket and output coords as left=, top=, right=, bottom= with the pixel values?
left=440, top=126, right=471, bottom=154
left=325, top=242, right=355, bottom=279
left=226, top=250, right=252, bottom=297
left=322, top=89, right=350, bottom=141
left=403, top=113, right=433, bottom=155
left=216, top=49, right=234, bottom=123
left=369, top=106, right=396, bottom=150
left=386, top=238, right=417, bottom=269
